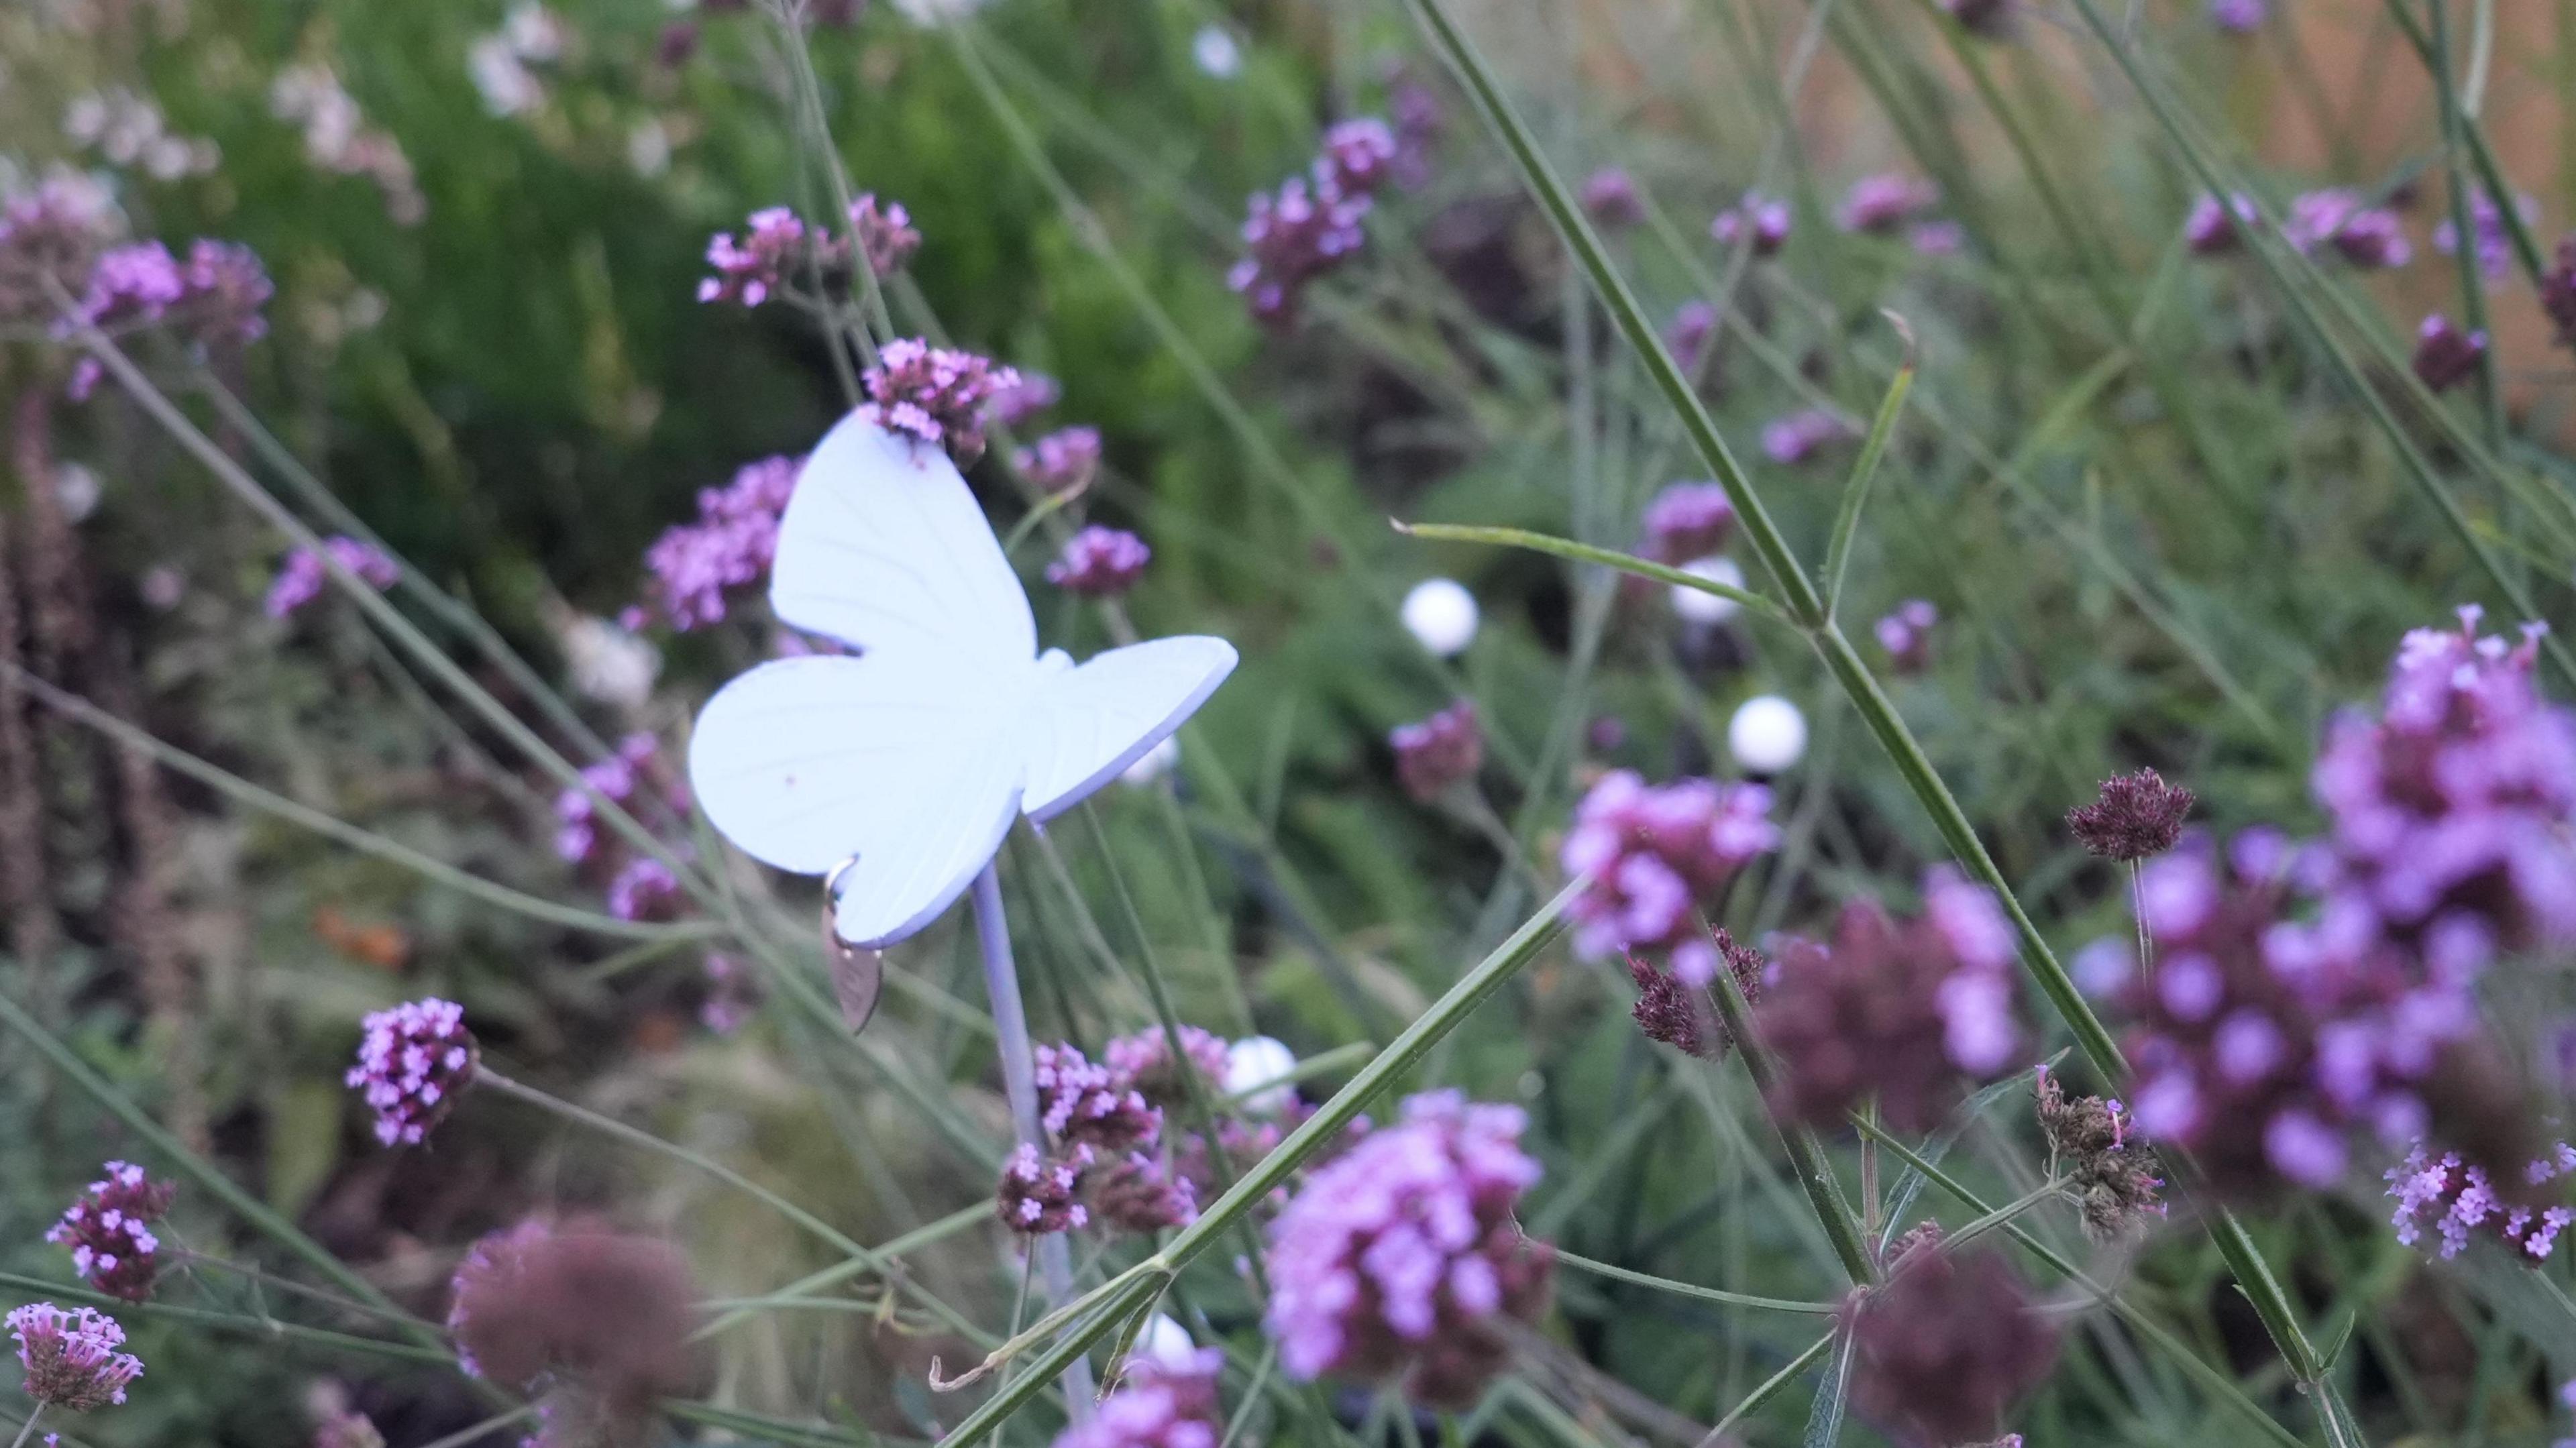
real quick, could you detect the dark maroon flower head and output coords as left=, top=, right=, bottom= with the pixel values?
left=1756, top=873, right=2025, bottom=1133
left=447, top=1219, right=702, bottom=1426
left=2412, top=313, right=2487, bottom=394
left=2068, top=768, right=2193, bottom=862
left=48, top=1162, right=175, bottom=1302
left=1629, top=928, right=1764, bottom=1059
left=1845, top=1247, right=2059, bottom=1447
left=1580, top=168, right=1646, bottom=229
left=2542, top=235, right=2576, bottom=350
left=1391, top=700, right=1483, bottom=801
left=1089, top=1152, right=1199, bottom=1233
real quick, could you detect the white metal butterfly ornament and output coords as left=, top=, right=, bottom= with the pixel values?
left=688, top=413, right=1238, bottom=965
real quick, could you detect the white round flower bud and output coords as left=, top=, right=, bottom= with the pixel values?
left=1224, top=1035, right=1299, bottom=1116
left=1401, top=577, right=1479, bottom=657
left=1670, top=555, right=1744, bottom=624
left=1727, top=693, right=1807, bottom=773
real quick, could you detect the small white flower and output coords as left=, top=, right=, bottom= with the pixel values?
left=1191, top=25, right=1242, bottom=78
left=1224, top=1035, right=1297, bottom=1116
left=1670, top=554, right=1744, bottom=624
left=502, top=2, right=566, bottom=62
left=1401, top=577, right=1479, bottom=657
left=468, top=36, right=543, bottom=117
left=1727, top=693, right=1807, bottom=773
left=1121, top=736, right=1180, bottom=787
left=1134, top=1313, right=1198, bottom=1370
left=561, top=614, right=661, bottom=708
left=627, top=119, right=672, bottom=178
left=54, top=462, right=100, bottom=523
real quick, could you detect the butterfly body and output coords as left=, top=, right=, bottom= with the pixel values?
left=688, top=414, right=1236, bottom=948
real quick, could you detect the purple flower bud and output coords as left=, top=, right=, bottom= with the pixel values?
left=2543, top=236, right=2576, bottom=350
left=1045, top=526, right=1152, bottom=598
left=1561, top=771, right=1778, bottom=964
left=1846, top=1248, right=2057, bottom=1445
left=1665, top=300, right=1720, bottom=374
left=861, top=337, right=1022, bottom=467
left=1579, top=168, right=1645, bottom=229
left=998, top=1142, right=1094, bottom=1234
left=2185, top=192, right=2261, bottom=254
left=1640, top=482, right=1736, bottom=563
left=1874, top=599, right=1938, bottom=674
left=2432, top=189, right=2534, bottom=279
left=1390, top=700, right=1483, bottom=801
left=1015, top=425, right=1103, bottom=496
left=1837, top=174, right=1939, bottom=235
left=2068, top=769, right=2194, bottom=862
left=627, top=455, right=800, bottom=631
left=1711, top=194, right=1790, bottom=257
left=2285, top=188, right=2410, bottom=268
left=2208, top=0, right=2265, bottom=32
left=1760, top=408, right=1856, bottom=465
left=346, top=998, right=478, bottom=1147
left=2412, top=313, right=2488, bottom=393
left=264, top=535, right=400, bottom=618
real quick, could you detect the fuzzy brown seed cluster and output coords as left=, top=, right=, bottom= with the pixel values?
left=448, top=1220, right=702, bottom=1444
left=2066, top=768, right=2194, bottom=862
left=2034, top=1067, right=2165, bottom=1241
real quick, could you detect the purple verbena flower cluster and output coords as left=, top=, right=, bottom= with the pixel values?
left=624, top=455, right=800, bottom=630
left=1760, top=408, right=1856, bottom=466
left=1666, top=300, right=1720, bottom=374
left=2209, top=0, right=2266, bottom=32
left=1391, top=700, right=1483, bottom=801
left=845, top=192, right=922, bottom=278
left=1580, top=168, right=1646, bottom=229
left=697, top=207, right=812, bottom=307
left=47, top=1162, right=174, bottom=1302
left=2388, top=1139, right=2576, bottom=1263
left=1560, top=769, right=1780, bottom=987
left=2413, top=314, right=2488, bottom=393
left=988, top=371, right=1061, bottom=430
left=1230, top=116, right=1401, bottom=327
left=553, top=732, right=663, bottom=865
left=9, top=1302, right=143, bottom=1410
left=2433, top=189, right=2533, bottom=278
left=2185, top=192, right=2261, bottom=254
left=2313, top=607, right=2576, bottom=953
left=699, top=952, right=759, bottom=1034
left=1045, top=526, right=1151, bottom=597
left=998, top=1142, right=1094, bottom=1234
left=2284, top=188, right=2411, bottom=268
left=346, top=997, right=478, bottom=1146
left=1036, top=1042, right=1163, bottom=1151
left=264, top=535, right=400, bottom=618
left=1711, top=192, right=1791, bottom=258
left=1262, top=1089, right=1552, bottom=1408
left=1102, top=1025, right=1230, bottom=1109
left=1756, top=871, right=2025, bottom=1131
left=1875, top=599, right=1937, bottom=675
left=2106, top=846, right=2508, bottom=1196
left=860, top=337, right=1022, bottom=465
left=1640, top=482, right=1736, bottom=563
left=1016, top=425, right=1102, bottom=496
left=1837, top=174, right=1940, bottom=235
left=1055, top=1346, right=1224, bottom=1448
left=606, top=857, right=679, bottom=922
left=0, top=172, right=117, bottom=320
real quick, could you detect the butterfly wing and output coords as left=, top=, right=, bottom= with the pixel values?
left=768, top=412, right=1037, bottom=670
left=1018, top=636, right=1239, bottom=824
left=688, top=653, right=1028, bottom=946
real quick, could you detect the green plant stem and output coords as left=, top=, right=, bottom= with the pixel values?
left=0, top=1271, right=451, bottom=1366
left=472, top=1068, right=990, bottom=1345
left=1552, top=1250, right=1838, bottom=1315
left=1821, top=336, right=1915, bottom=617
left=930, top=878, right=1583, bottom=1445
left=1700, top=1329, right=1837, bottom=1447
left=2424, top=0, right=2508, bottom=445
left=6, top=1406, right=39, bottom=1448
left=1699, top=945, right=1879, bottom=1287
left=693, top=1201, right=990, bottom=1341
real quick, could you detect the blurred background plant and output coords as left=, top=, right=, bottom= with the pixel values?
left=4, top=0, right=2576, bottom=1443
